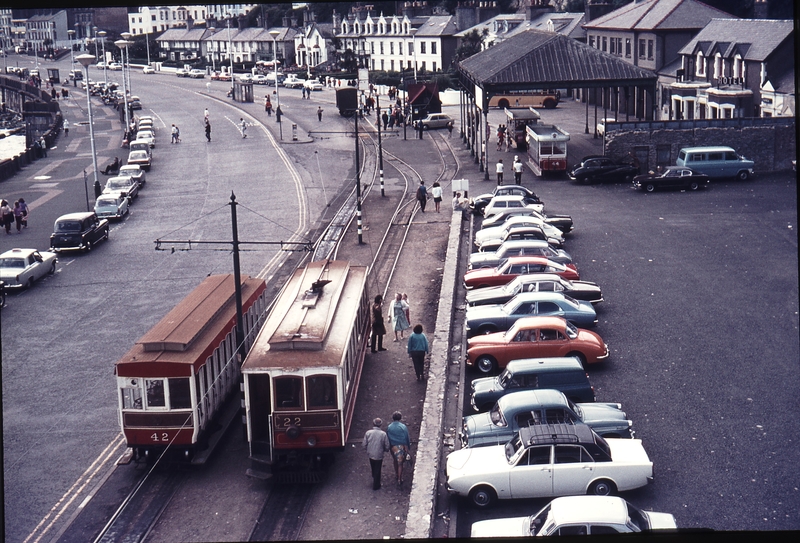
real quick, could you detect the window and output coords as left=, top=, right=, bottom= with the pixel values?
left=145, top=379, right=166, bottom=408
left=537, top=301, right=560, bottom=314
left=421, top=61, right=426, bottom=71
left=639, top=39, right=646, bottom=59
left=408, top=41, right=413, bottom=55
left=390, top=42, right=394, bottom=55
left=615, top=38, right=622, bottom=56
left=381, top=59, right=384, bottom=70
left=647, top=39, right=653, bottom=60
left=370, top=42, right=374, bottom=54
left=390, top=59, right=394, bottom=71
left=168, top=378, right=192, bottom=409
left=589, top=36, right=595, bottom=48
left=399, top=41, right=403, bottom=55
left=609, top=37, right=615, bottom=55
left=274, top=376, right=303, bottom=409
left=306, top=375, right=336, bottom=409
left=625, top=38, right=631, bottom=57
left=380, top=41, right=384, bottom=54
left=431, top=41, right=436, bottom=54
left=121, top=382, right=143, bottom=409
left=420, top=41, right=426, bottom=54
left=554, top=445, right=591, bottom=463
left=601, top=36, right=607, bottom=52
left=538, top=329, right=562, bottom=341
left=433, top=62, right=437, bottom=72
left=696, top=52, right=706, bottom=77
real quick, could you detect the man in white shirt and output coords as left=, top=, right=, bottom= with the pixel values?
left=496, top=159, right=504, bottom=185
left=513, top=155, right=524, bottom=185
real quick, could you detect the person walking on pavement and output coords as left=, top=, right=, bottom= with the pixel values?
left=317, top=106, right=323, bottom=121
left=416, top=180, right=428, bottom=213
left=264, top=96, right=272, bottom=116
left=446, top=121, right=453, bottom=137
left=13, top=200, right=25, bottom=233
left=382, top=110, right=389, bottom=130
left=204, top=108, right=209, bottom=122
left=513, top=155, right=524, bottom=185
left=387, top=411, right=411, bottom=486
left=171, top=124, right=179, bottom=143
left=370, top=295, right=387, bottom=353
left=18, top=198, right=29, bottom=228
left=402, top=293, right=411, bottom=324
left=363, top=418, right=390, bottom=490
left=240, top=118, right=247, bottom=138
left=63, top=118, right=69, bottom=137
left=1, top=200, right=13, bottom=234
left=407, top=324, right=430, bottom=381
left=205, top=120, right=212, bottom=142
left=389, top=292, right=411, bottom=342
left=496, top=159, right=504, bottom=185
left=431, top=181, right=443, bottom=213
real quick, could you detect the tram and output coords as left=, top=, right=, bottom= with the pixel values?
left=526, top=123, right=570, bottom=176
left=336, top=87, right=359, bottom=116
left=115, top=274, right=267, bottom=462
left=505, top=107, right=541, bottom=151
left=242, top=259, right=370, bottom=482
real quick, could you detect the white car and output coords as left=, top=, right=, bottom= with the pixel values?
left=476, top=215, right=565, bottom=249
left=188, top=69, right=205, bottom=79
left=238, top=73, right=254, bottom=83
left=142, top=66, right=154, bottom=74
left=596, top=117, right=616, bottom=136
left=483, top=195, right=544, bottom=219
left=283, top=77, right=305, bottom=89
left=471, top=496, right=677, bottom=537
left=252, top=74, right=268, bottom=85
left=446, top=424, right=653, bottom=508
left=0, top=248, right=58, bottom=289
left=107, top=62, right=123, bottom=71
left=118, top=164, right=146, bottom=188
left=135, top=129, right=155, bottom=148
left=303, top=79, right=323, bottom=91
left=94, top=193, right=130, bottom=221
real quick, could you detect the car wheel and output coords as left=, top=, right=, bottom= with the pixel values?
left=27, top=277, right=34, bottom=289
left=469, top=485, right=497, bottom=508
left=475, top=355, right=496, bottom=374
left=588, top=479, right=616, bottom=496
left=737, top=170, right=750, bottom=181
left=567, top=352, right=587, bottom=368
left=645, top=183, right=656, bottom=192
left=49, top=262, right=56, bottom=275
left=689, top=181, right=699, bottom=191
left=543, top=98, right=557, bottom=109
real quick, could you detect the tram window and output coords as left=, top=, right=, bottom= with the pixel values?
left=307, top=375, right=337, bottom=409
left=121, top=385, right=142, bottom=410
left=168, top=378, right=192, bottom=409
left=145, top=379, right=166, bottom=408
left=274, top=376, right=303, bottom=410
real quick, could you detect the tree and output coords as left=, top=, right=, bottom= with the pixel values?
left=453, top=28, right=489, bottom=64
left=340, top=48, right=358, bottom=72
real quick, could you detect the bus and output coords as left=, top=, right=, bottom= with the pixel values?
left=489, top=90, right=560, bottom=110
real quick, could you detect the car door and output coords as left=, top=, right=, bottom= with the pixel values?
left=534, top=328, right=571, bottom=357
left=508, top=445, right=554, bottom=498
left=552, top=445, right=596, bottom=495
left=31, top=252, right=46, bottom=281
left=505, top=328, right=539, bottom=362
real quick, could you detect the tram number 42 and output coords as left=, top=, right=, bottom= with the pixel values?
left=150, top=432, right=170, bottom=442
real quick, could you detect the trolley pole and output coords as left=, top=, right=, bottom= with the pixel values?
left=355, top=113, right=363, bottom=243
left=229, top=192, right=246, bottom=361
left=376, top=95, right=385, bottom=197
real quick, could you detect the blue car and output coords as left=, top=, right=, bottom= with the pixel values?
left=465, top=291, right=597, bottom=337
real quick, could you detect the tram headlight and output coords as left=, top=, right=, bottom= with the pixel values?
left=286, top=425, right=301, bottom=439
left=306, top=436, right=317, bottom=447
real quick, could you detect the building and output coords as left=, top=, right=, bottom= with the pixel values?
left=156, top=26, right=213, bottom=63
left=294, top=10, right=336, bottom=70
left=671, top=18, right=794, bottom=119
left=25, top=11, right=68, bottom=52
left=128, top=6, right=210, bottom=36
left=202, top=24, right=297, bottom=68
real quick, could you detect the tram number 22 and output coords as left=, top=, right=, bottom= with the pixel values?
left=278, top=417, right=302, bottom=427
left=150, top=432, right=170, bottom=442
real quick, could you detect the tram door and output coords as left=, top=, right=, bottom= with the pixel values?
left=247, top=374, right=272, bottom=456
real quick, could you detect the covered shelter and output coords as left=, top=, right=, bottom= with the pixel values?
left=407, top=82, right=442, bottom=121
left=457, top=29, right=657, bottom=177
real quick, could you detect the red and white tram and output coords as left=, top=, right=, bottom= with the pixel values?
left=115, top=274, right=267, bottom=462
left=242, top=260, right=370, bottom=481
left=526, top=123, right=570, bottom=176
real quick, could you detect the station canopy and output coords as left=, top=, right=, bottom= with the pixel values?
left=458, top=29, right=657, bottom=97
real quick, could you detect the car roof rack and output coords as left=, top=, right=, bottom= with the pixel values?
left=519, top=423, right=592, bottom=446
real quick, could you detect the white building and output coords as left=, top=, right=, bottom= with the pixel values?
left=129, top=6, right=210, bottom=36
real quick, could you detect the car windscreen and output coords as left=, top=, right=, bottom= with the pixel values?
left=565, top=321, right=579, bottom=339
left=107, top=180, right=129, bottom=190
left=56, top=220, right=82, bottom=232
left=96, top=198, right=117, bottom=206
left=0, top=258, right=26, bottom=268
left=129, top=152, right=147, bottom=160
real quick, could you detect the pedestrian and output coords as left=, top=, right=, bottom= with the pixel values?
left=204, top=108, right=209, bottom=122
left=452, top=191, right=470, bottom=222
left=205, top=120, right=212, bottom=142
left=171, top=124, right=179, bottom=143
left=401, top=293, right=411, bottom=323
left=416, top=180, right=428, bottom=213
left=18, top=198, right=28, bottom=228
left=264, top=96, right=271, bottom=115
left=370, top=295, right=387, bottom=353
left=447, top=121, right=453, bottom=138
left=389, top=292, right=411, bottom=341
left=496, top=159, right=504, bottom=185
left=13, top=200, right=24, bottom=232
left=407, top=324, right=430, bottom=381
left=175, top=125, right=181, bottom=143
left=387, top=411, right=411, bottom=486
left=317, top=106, right=323, bottom=122
left=63, top=118, right=69, bottom=137
left=1, top=200, right=13, bottom=234
left=513, top=155, right=524, bottom=185
left=39, top=136, right=47, bottom=157
left=431, top=181, right=443, bottom=213
left=51, top=88, right=57, bottom=100
left=301, top=87, right=306, bottom=99
left=382, top=110, right=388, bottom=130
left=363, top=418, right=390, bottom=490
left=240, top=118, right=247, bottom=138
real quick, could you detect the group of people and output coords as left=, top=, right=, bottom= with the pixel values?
left=170, top=124, right=181, bottom=143
left=370, top=292, right=429, bottom=381
left=414, top=180, right=444, bottom=213
left=496, top=155, right=526, bottom=185
left=1, top=198, right=29, bottom=234
left=363, top=411, right=411, bottom=489
left=496, top=123, right=512, bottom=152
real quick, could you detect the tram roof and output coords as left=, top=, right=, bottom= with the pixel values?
left=242, top=260, right=368, bottom=370
left=458, top=29, right=657, bottom=94
left=115, top=275, right=266, bottom=378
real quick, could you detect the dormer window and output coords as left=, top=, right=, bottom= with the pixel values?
left=714, top=53, right=723, bottom=79
left=733, top=54, right=744, bottom=79
left=696, top=51, right=706, bottom=77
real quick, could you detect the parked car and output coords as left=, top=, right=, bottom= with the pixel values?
left=471, top=240, right=572, bottom=269
left=477, top=226, right=562, bottom=254
left=118, top=164, right=146, bottom=187
left=175, top=67, right=190, bottom=77
left=466, top=274, right=603, bottom=307
left=0, top=248, right=58, bottom=289
left=466, top=316, right=609, bottom=373
left=126, top=149, right=151, bottom=171
left=283, top=76, right=306, bottom=88
left=142, top=66, right=154, bottom=74
left=252, top=74, right=268, bottom=85
left=107, top=62, right=123, bottom=71
left=128, top=140, right=151, bottom=160
left=477, top=216, right=565, bottom=248
left=464, top=256, right=579, bottom=290
left=470, top=496, right=677, bottom=537
left=470, top=357, right=596, bottom=410
left=129, top=96, right=142, bottom=110
left=188, top=69, right=205, bottom=79
left=94, top=193, right=130, bottom=221
left=445, top=423, right=653, bottom=508
left=50, top=212, right=109, bottom=253
left=303, top=79, right=324, bottom=91
left=238, top=73, right=254, bottom=83
left=135, top=129, right=155, bottom=148
left=210, top=71, right=231, bottom=81
left=413, top=113, right=453, bottom=130
left=465, top=291, right=597, bottom=337
left=470, top=185, right=543, bottom=216
left=676, top=146, right=754, bottom=180
left=568, top=155, right=639, bottom=184
left=461, top=389, right=633, bottom=449
left=482, top=195, right=544, bottom=218
left=633, top=167, right=710, bottom=192
left=103, top=176, right=139, bottom=201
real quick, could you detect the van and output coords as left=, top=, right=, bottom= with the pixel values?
left=676, top=146, right=754, bottom=180
left=469, top=357, right=595, bottom=411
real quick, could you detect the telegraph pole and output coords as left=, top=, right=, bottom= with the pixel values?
left=355, top=112, right=363, bottom=243
left=229, top=192, right=245, bottom=360
left=376, top=94, right=384, bottom=197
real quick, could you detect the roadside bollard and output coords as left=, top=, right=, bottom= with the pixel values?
left=292, top=123, right=297, bottom=141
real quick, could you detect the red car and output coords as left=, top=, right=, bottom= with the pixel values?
left=464, top=256, right=579, bottom=289
left=466, top=316, right=609, bottom=373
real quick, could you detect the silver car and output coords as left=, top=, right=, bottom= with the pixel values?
left=118, top=164, right=146, bottom=188
left=94, top=193, right=130, bottom=221
left=414, top=113, right=453, bottom=130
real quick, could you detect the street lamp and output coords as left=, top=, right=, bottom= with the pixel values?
left=114, top=39, right=132, bottom=136
left=121, top=32, right=133, bottom=95
left=67, top=29, right=75, bottom=71
left=226, top=18, right=235, bottom=94
left=269, top=29, right=282, bottom=140
left=145, top=29, right=151, bottom=67
left=92, top=26, right=99, bottom=59
left=97, top=30, right=107, bottom=86
left=77, top=54, right=101, bottom=199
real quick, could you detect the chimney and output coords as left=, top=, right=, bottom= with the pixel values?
left=527, top=0, right=555, bottom=21
left=237, top=14, right=245, bottom=30
left=290, top=16, right=297, bottom=27
left=333, top=9, right=341, bottom=30
left=282, top=15, right=290, bottom=27
left=585, top=1, right=614, bottom=23
left=753, top=0, right=769, bottom=18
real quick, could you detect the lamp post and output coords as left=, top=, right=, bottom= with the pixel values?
left=410, top=27, right=417, bottom=82
left=269, top=29, right=282, bottom=140
left=145, top=29, right=151, bottom=67
left=77, top=54, right=101, bottom=199
left=92, top=26, right=99, bottom=60
left=226, top=18, right=235, bottom=94
left=114, top=39, right=132, bottom=136
left=97, top=30, right=107, bottom=86
left=121, top=32, right=132, bottom=95
left=67, top=30, right=75, bottom=71
left=208, top=28, right=216, bottom=72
